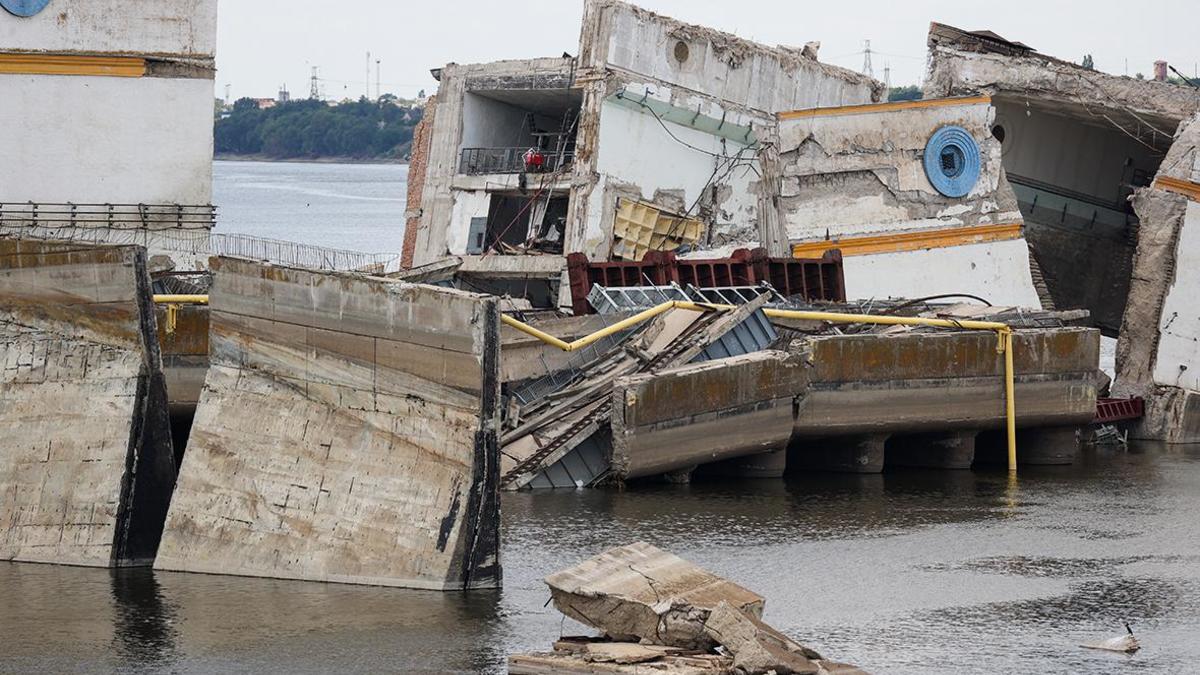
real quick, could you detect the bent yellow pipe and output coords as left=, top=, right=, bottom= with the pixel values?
left=502, top=301, right=1018, bottom=472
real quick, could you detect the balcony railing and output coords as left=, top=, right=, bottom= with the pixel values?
left=459, top=147, right=574, bottom=175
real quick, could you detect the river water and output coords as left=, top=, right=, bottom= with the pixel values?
left=4, top=162, right=1199, bottom=674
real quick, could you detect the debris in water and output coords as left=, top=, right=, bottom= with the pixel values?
left=510, top=542, right=869, bottom=674
left=1080, top=623, right=1140, bottom=654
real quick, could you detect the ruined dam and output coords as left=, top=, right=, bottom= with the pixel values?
left=2, top=235, right=1103, bottom=590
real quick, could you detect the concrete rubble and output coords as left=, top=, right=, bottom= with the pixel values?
left=510, top=542, right=867, bottom=674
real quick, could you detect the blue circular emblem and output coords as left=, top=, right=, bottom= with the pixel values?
left=1, top=0, right=52, bottom=17
left=923, top=125, right=981, bottom=198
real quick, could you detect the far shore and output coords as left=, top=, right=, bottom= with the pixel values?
left=215, top=153, right=408, bottom=166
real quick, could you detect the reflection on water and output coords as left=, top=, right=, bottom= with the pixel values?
left=2, top=443, right=1200, bottom=674
left=109, top=569, right=179, bottom=667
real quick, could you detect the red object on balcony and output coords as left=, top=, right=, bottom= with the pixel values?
left=523, top=149, right=546, bottom=172
left=565, top=248, right=846, bottom=315
left=1094, top=397, right=1145, bottom=424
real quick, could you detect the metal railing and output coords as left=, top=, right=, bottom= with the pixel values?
left=1, top=222, right=402, bottom=275
left=458, top=147, right=574, bottom=175
left=0, top=202, right=216, bottom=230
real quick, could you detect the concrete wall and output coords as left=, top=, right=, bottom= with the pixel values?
left=586, top=0, right=879, bottom=114
left=459, top=93, right=540, bottom=152
left=0, top=76, right=214, bottom=204
left=0, top=0, right=217, bottom=55
left=795, top=328, right=1100, bottom=437
left=0, top=1, right=216, bottom=207
left=578, top=96, right=762, bottom=258
left=1116, top=114, right=1200, bottom=441
left=155, top=258, right=502, bottom=590
left=566, top=0, right=880, bottom=262
left=0, top=239, right=176, bottom=568
left=611, top=351, right=805, bottom=479
left=776, top=99, right=1041, bottom=306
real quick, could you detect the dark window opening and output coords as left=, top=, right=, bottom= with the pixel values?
left=674, top=40, right=691, bottom=63
left=992, top=124, right=1006, bottom=143
left=483, top=194, right=570, bottom=255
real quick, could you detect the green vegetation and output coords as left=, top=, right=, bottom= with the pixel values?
left=887, top=85, right=923, bottom=102
left=215, top=96, right=423, bottom=160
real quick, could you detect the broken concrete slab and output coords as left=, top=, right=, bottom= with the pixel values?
left=611, top=351, right=806, bottom=480
left=704, top=601, right=823, bottom=675
left=153, top=257, right=501, bottom=590
left=0, top=239, right=176, bottom=568
left=546, top=542, right=764, bottom=650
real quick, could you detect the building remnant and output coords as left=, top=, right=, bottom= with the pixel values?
left=403, top=0, right=880, bottom=290
left=775, top=96, right=1041, bottom=306
left=0, top=1, right=218, bottom=266
left=1113, top=114, right=1200, bottom=440
left=511, top=542, right=867, bottom=674
left=0, top=239, right=176, bottom=568
left=153, top=257, right=502, bottom=590
left=924, top=22, right=1200, bottom=441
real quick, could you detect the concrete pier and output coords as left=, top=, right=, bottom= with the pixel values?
left=698, top=449, right=789, bottom=479
left=154, top=258, right=502, bottom=590
left=794, top=435, right=889, bottom=474
left=1018, top=426, right=1081, bottom=465
left=886, top=432, right=978, bottom=470
left=0, top=239, right=176, bottom=568
left=610, top=351, right=805, bottom=481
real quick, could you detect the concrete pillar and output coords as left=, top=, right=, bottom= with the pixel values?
left=660, top=466, right=697, bottom=484
left=794, top=435, right=888, bottom=474
left=886, top=431, right=978, bottom=469
left=1019, top=426, right=1080, bottom=465
left=697, top=449, right=788, bottom=479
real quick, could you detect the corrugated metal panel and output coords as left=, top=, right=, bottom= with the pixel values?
left=524, top=429, right=611, bottom=489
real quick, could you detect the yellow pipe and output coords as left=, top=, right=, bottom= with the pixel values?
left=1004, top=330, right=1017, bottom=472
left=504, top=300, right=1018, bottom=472
left=153, top=295, right=209, bottom=305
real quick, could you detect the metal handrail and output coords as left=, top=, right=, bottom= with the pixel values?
left=458, top=146, right=574, bottom=175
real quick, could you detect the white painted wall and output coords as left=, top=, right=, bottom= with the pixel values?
left=841, top=239, right=1043, bottom=307
left=580, top=98, right=760, bottom=258
left=0, top=75, right=214, bottom=204
left=459, top=93, right=538, bottom=152
left=0, top=0, right=216, bottom=55
left=1152, top=201, right=1200, bottom=390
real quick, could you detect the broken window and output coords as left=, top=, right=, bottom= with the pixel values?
left=480, top=193, right=570, bottom=255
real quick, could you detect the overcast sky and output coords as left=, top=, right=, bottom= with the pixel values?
left=216, top=1, right=1200, bottom=102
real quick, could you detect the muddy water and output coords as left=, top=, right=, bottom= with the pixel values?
left=3, top=444, right=1199, bottom=674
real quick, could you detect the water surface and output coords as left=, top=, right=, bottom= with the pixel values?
left=3, top=445, right=1199, bottom=674
left=212, top=160, right=407, bottom=254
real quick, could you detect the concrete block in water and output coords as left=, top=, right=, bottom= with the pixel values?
left=0, top=239, right=176, bottom=568
left=154, top=258, right=501, bottom=590
left=610, top=351, right=806, bottom=481
left=546, top=542, right=764, bottom=650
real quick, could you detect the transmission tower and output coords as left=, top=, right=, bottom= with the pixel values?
left=376, top=59, right=382, bottom=100
left=366, top=51, right=372, bottom=100
left=862, top=40, right=874, bottom=78
left=310, top=66, right=321, bottom=100
left=883, top=63, right=891, bottom=90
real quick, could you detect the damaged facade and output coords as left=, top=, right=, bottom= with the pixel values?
left=403, top=0, right=881, bottom=302
left=924, top=22, right=1200, bottom=441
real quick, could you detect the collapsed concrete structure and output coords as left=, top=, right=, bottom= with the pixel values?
left=0, top=239, right=176, bottom=568
left=154, top=258, right=502, bottom=590
left=924, top=23, right=1200, bottom=441
left=402, top=0, right=880, bottom=302
left=511, top=542, right=866, bottom=674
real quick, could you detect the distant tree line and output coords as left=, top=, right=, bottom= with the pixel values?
left=887, top=85, right=923, bottom=102
left=215, top=96, right=423, bottom=160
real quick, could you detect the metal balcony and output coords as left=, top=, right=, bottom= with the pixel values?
left=458, top=147, right=574, bottom=175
